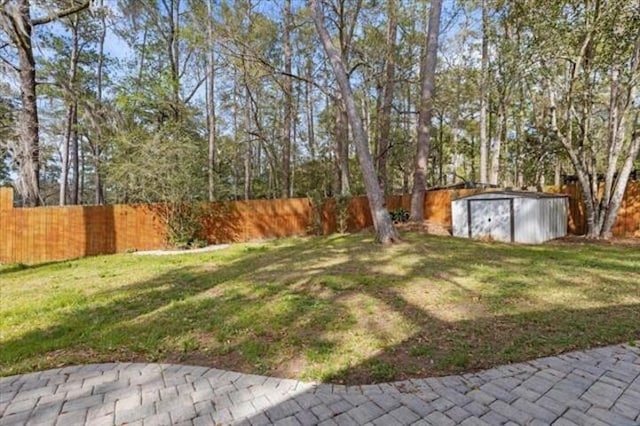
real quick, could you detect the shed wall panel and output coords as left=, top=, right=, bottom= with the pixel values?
left=453, top=192, right=569, bottom=244
left=514, top=198, right=539, bottom=244
left=451, top=200, right=469, bottom=238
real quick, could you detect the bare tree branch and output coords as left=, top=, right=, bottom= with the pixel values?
left=0, top=52, right=19, bottom=72
left=182, top=75, right=207, bottom=104
left=32, top=0, right=91, bottom=26
left=217, top=37, right=337, bottom=100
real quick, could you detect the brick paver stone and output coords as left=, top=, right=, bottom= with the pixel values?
left=0, top=342, right=637, bottom=425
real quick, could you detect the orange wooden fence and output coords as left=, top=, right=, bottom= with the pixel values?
left=545, top=182, right=640, bottom=236
left=1, top=183, right=638, bottom=264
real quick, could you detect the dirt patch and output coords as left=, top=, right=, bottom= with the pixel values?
left=167, top=350, right=247, bottom=371
left=395, top=220, right=451, bottom=236
left=356, top=220, right=451, bottom=237
left=41, top=347, right=145, bottom=368
left=270, top=355, right=308, bottom=378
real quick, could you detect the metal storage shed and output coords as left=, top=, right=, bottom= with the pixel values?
left=451, top=191, right=569, bottom=244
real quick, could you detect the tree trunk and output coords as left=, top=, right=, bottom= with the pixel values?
left=410, top=0, right=442, bottom=221
left=70, top=102, right=80, bottom=204
left=600, top=112, right=639, bottom=238
left=554, top=91, right=599, bottom=237
left=244, top=87, right=252, bottom=200
left=13, top=0, right=40, bottom=206
left=79, top=137, right=85, bottom=202
left=599, top=36, right=640, bottom=237
left=232, top=71, right=239, bottom=200
left=94, top=6, right=106, bottom=205
left=376, top=0, right=397, bottom=194
left=550, top=80, right=597, bottom=237
left=552, top=27, right=639, bottom=239
left=597, top=66, right=626, bottom=234
left=60, top=15, right=81, bottom=205
left=60, top=104, right=72, bottom=206
left=515, top=86, right=525, bottom=188
left=244, top=143, right=252, bottom=200
left=329, top=0, right=362, bottom=197
left=479, top=0, right=489, bottom=184
left=207, top=0, right=217, bottom=202
left=438, top=113, right=444, bottom=186
left=311, top=0, right=399, bottom=244
left=167, top=0, right=181, bottom=119
left=403, top=83, right=412, bottom=192
left=334, top=95, right=350, bottom=195
left=281, top=0, right=293, bottom=198
left=305, top=59, right=316, bottom=160
left=291, top=95, right=297, bottom=196
left=449, top=89, right=461, bottom=185
left=1, top=0, right=92, bottom=206
left=362, top=91, right=371, bottom=148
left=489, top=101, right=505, bottom=185
left=554, top=161, right=561, bottom=187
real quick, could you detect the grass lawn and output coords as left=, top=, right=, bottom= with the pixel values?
left=1, top=232, right=639, bottom=384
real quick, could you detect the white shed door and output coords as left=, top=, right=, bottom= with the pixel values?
left=469, top=199, right=512, bottom=242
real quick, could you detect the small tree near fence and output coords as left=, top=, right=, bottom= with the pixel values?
left=106, top=123, right=209, bottom=248
left=307, top=190, right=326, bottom=236
left=157, top=203, right=207, bottom=248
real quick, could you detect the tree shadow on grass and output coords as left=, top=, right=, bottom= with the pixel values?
left=0, top=259, right=76, bottom=276
left=1, top=233, right=639, bottom=384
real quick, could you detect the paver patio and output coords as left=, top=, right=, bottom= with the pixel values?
left=1, top=342, right=638, bottom=425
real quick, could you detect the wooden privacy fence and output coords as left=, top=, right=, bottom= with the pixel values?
left=1, top=183, right=638, bottom=264
left=544, top=183, right=640, bottom=237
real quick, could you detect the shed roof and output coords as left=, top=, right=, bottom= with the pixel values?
left=454, top=191, right=569, bottom=201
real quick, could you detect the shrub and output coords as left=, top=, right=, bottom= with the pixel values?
left=162, top=203, right=206, bottom=249
left=335, top=194, right=351, bottom=233
left=390, top=207, right=409, bottom=223
left=307, top=190, right=326, bottom=236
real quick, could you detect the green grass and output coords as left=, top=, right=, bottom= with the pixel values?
left=1, top=232, right=639, bottom=384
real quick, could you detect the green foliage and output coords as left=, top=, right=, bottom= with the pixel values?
left=364, top=359, right=397, bottom=382
left=106, top=120, right=206, bottom=204
left=304, top=340, right=335, bottom=362
left=307, top=189, right=326, bottom=236
left=294, top=159, right=333, bottom=198
left=409, top=344, right=435, bottom=358
left=389, top=208, right=409, bottom=223
left=335, top=194, right=351, bottom=233
left=105, top=116, right=208, bottom=248
left=190, top=238, right=209, bottom=249
left=162, top=203, right=206, bottom=249
left=181, top=335, right=200, bottom=353
left=3, top=0, right=636, bottom=218
left=437, top=351, right=470, bottom=369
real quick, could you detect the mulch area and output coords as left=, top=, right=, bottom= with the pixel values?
left=394, top=220, right=452, bottom=236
